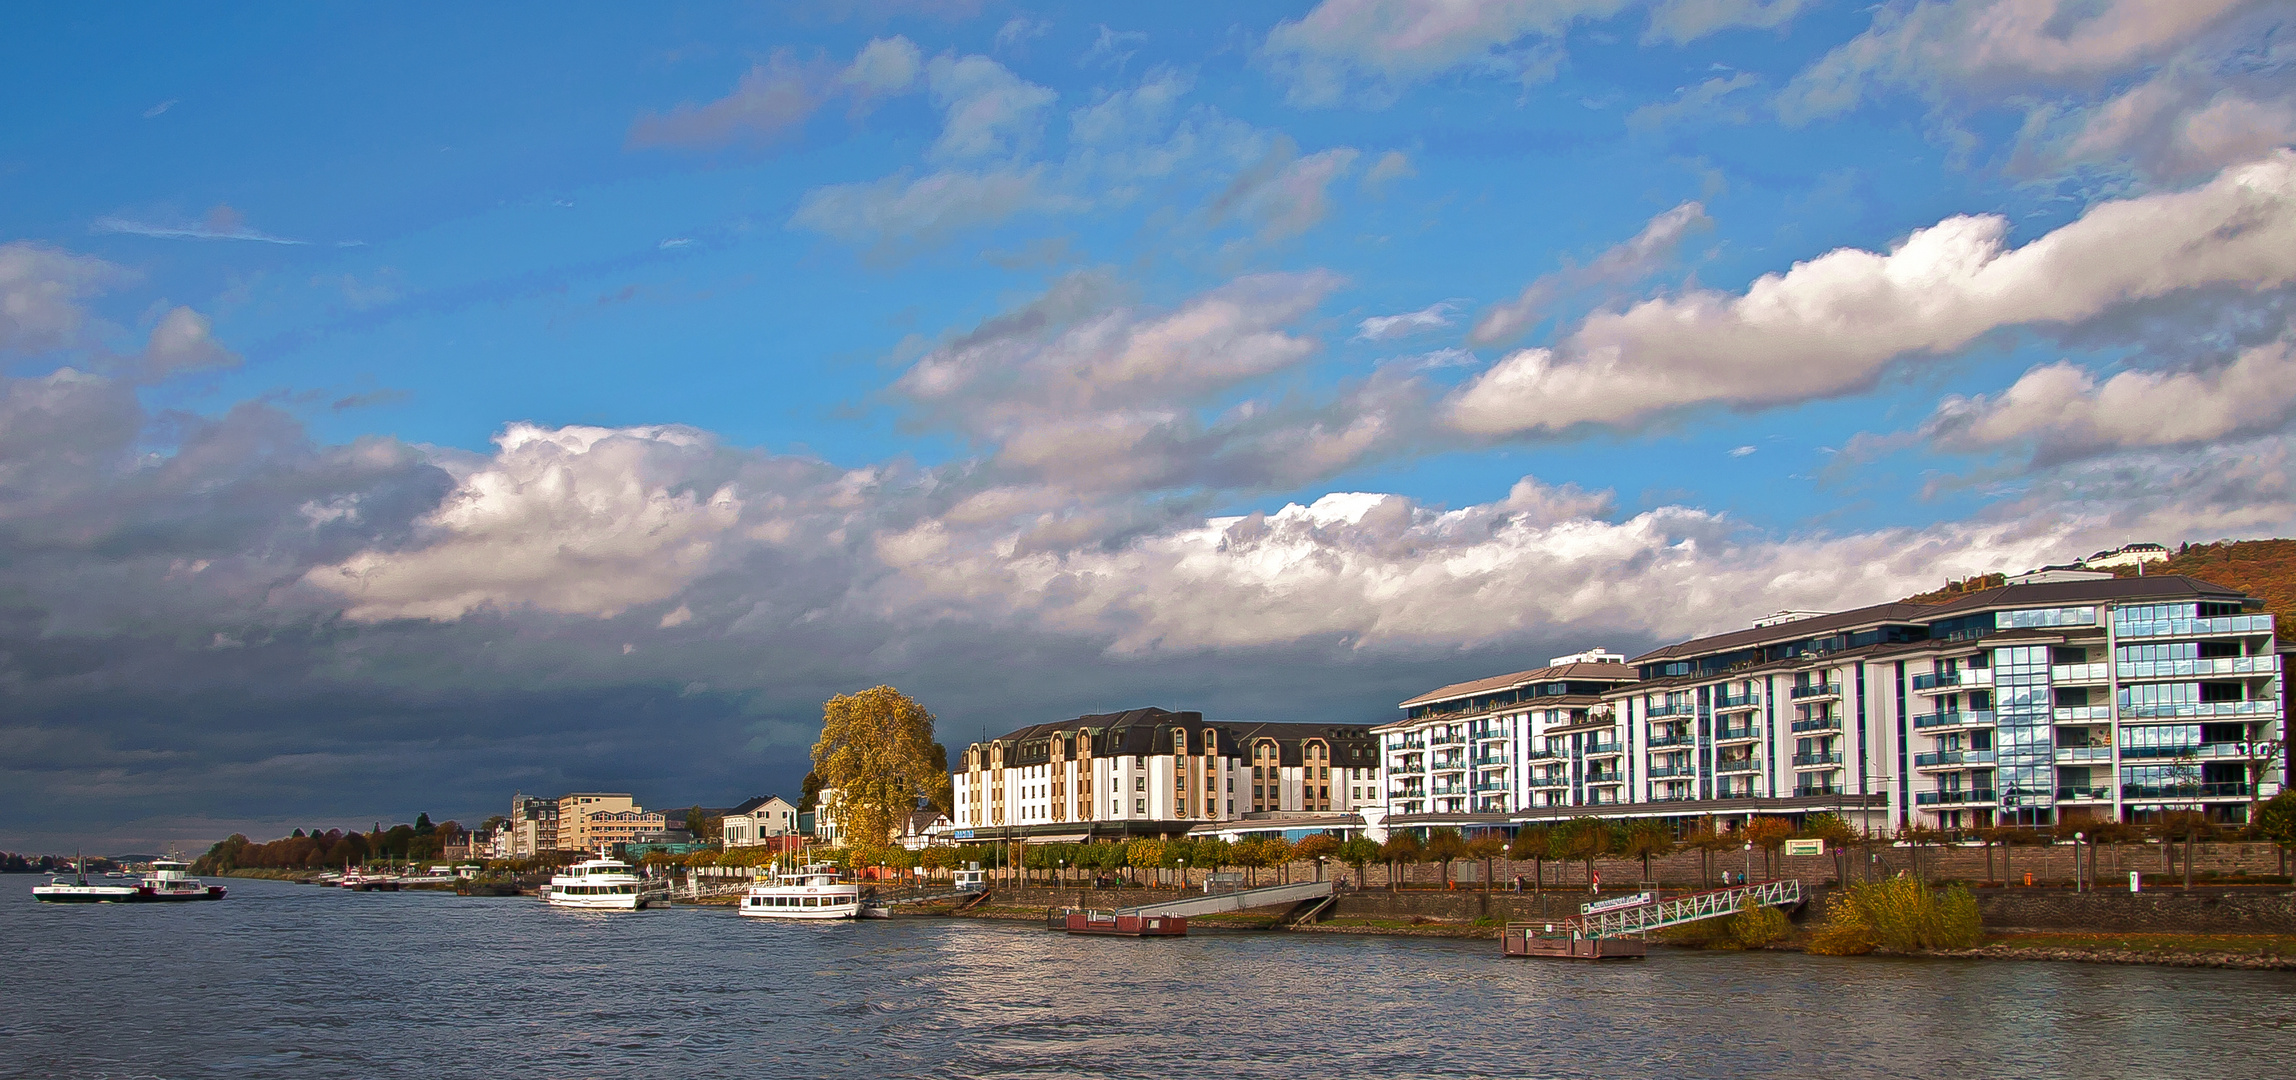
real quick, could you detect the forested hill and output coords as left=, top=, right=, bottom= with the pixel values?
left=1904, top=539, right=2296, bottom=640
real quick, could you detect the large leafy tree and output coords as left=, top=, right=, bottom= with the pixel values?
left=811, top=686, right=949, bottom=858
left=2256, top=790, right=2296, bottom=876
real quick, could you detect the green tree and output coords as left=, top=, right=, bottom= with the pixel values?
left=1380, top=832, right=1423, bottom=891
left=1800, top=813, right=1858, bottom=885
left=414, top=813, right=436, bottom=836
left=1559, top=818, right=1610, bottom=888
left=1509, top=826, right=1551, bottom=891
left=1743, top=816, right=1795, bottom=879
left=1127, top=839, right=1166, bottom=886
left=1336, top=836, right=1381, bottom=886
left=2257, top=790, right=2296, bottom=876
left=811, top=686, right=947, bottom=861
left=1685, top=817, right=1734, bottom=887
left=799, top=771, right=825, bottom=813
left=1466, top=833, right=1507, bottom=891
left=1424, top=827, right=1469, bottom=889
left=1618, top=820, right=1674, bottom=884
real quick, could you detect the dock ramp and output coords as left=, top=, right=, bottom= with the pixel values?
left=1121, top=880, right=1332, bottom=918
left=1565, top=879, right=1802, bottom=938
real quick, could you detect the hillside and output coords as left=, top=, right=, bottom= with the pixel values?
left=1904, top=540, right=2296, bottom=640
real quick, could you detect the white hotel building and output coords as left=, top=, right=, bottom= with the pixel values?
left=1379, top=574, right=2286, bottom=834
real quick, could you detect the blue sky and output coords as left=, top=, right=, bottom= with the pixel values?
left=3, top=1, right=2292, bottom=848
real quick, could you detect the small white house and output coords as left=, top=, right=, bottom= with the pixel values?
left=722, top=795, right=801, bottom=848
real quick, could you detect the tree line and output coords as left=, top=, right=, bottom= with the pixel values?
left=193, top=814, right=466, bottom=874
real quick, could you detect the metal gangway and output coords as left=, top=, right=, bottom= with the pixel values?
left=1120, top=879, right=1332, bottom=919
left=1566, top=879, right=1801, bottom=938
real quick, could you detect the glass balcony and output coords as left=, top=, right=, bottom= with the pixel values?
left=1715, top=724, right=1760, bottom=741
left=1524, top=748, right=1562, bottom=761
left=1647, top=732, right=1697, bottom=748
left=1791, top=683, right=1843, bottom=700
left=1472, top=780, right=1510, bottom=792
left=1647, top=701, right=1695, bottom=718
left=2055, top=785, right=2111, bottom=801
left=1585, top=772, right=1624, bottom=785
left=2049, top=662, right=2109, bottom=683
left=1716, top=758, right=1761, bottom=774
left=1792, top=752, right=1845, bottom=767
left=1715, top=691, right=1759, bottom=710
left=2118, top=655, right=2278, bottom=680
left=1914, top=710, right=1995, bottom=730
left=1471, top=754, right=1511, bottom=768
left=2119, top=741, right=2262, bottom=761
left=1646, top=765, right=1696, bottom=780
left=1913, top=670, right=1991, bottom=692
left=2054, top=746, right=2114, bottom=763
left=1584, top=741, right=1624, bottom=756
left=2121, top=699, right=2279, bottom=719
left=1794, top=784, right=1844, bottom=797
left=1528, top=774, right=1568, bottom=788
left=1914, top=789, right=1997, bottom=806
left=1791, top=715, right=1842, bottom=733
left=1428, top=733, right=1465, bottom=746
left=2121, top=782, right=2253, bottom=799
left=1913, top=749, right=1993, bottom=768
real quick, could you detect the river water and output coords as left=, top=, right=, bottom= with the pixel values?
left=4, top=877, right=2291, bottom=1079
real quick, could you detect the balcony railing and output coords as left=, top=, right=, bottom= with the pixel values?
left=1716, top=758, right=1761, bottom=774
left=1646, top=766, right=1696, bottom=780
left=1791, top=715, right=1842, bottom=734
left=1429, top=733, right=1465, bottom=746
left=2117, top=655, right=2278, bottom=680
left=1792, top=752, right=1844, bottom=767
left=1912, top=669, right=1992, bottom=691
left=1913, top=710, right=1994, bottom=730
left=2120, top=741, right=2264, bottom=761
left=1914, top=789, right=1997, bottom=806
left=1794, top=784, right=1844, bottom=797
left=1472, top=780, right=1510, bottom=792
left=2122, top=782, right=2253, bottom=800
left=2048, top=662, right=2109, bottom=683
left=1525, top=748, right=1562, bottom=761
left=1647, top=701, right=1695, bottom=718
left=1715, top=692, right=1759, bottom=710
left=1715, top=724, right=1759, bottom=741
left=1428, top=783, right=1468, bottom=796
left=1647, top=732, right=1696, bottom=749
left=2054, top=746, right=2114, bottom=763
left=1585, top=772, right=1624, bottom=785
left=1471, top=754, right=1511, bottom=768
left=1791, top=683, right=1843, bottom=700
left=1649, top=791, right=1701, bottom=802
left=2121, top=699, right=2279, bottom=719
left=1528, top=775, right=1568, bottom=788
left=1913, top=749, right=1993, bottom=768
left=1584, top=741, right=1624, bottom=756
left=2055, top=785, right=2111, bottom=801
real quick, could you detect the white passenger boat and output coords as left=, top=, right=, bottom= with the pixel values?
left=542, top=858, right=652, bottom=911
left=135, top=859, right=227, bottom=901
left=32, top=860, right=140, bottom=903
left=737, top=863, right=861, bottom=920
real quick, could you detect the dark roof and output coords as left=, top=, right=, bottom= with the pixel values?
left=1630, top=575, right=2255, bottom=665
left=971, top=707, right=1379, bottom=768
left=726, top=795, right=792, bottom=816
left=1399, top=660, right=1638, bottom=708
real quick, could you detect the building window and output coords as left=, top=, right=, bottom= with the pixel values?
left=1135, top=777, right=1145, bottom=792
left=1135, top=799, right=1146, bottom=814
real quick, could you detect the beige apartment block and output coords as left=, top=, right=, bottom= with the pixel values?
left=556, top=793, right=639, bottom=852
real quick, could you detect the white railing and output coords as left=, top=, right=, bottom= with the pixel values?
left=1567, top=878, right=1803, bottom=938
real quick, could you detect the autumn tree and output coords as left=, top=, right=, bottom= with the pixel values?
left=2256, top=790, right=2296, bottom=876
left=1743, top=817, right=1795, bottom=878
left=1509, top=826, right=1552, bottom=891
left=1618, top=820, right=1675, bottom=884
left=1424, top=828, right=1469, bottom=889
left=1380, top=832, right=1423, bottom=891
left=1336, top=836, right=1381, bottom=886
left=811, top=686, right=949, bottom=862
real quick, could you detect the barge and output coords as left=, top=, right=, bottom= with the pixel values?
left=1053, top=908, right=1188, bottom=936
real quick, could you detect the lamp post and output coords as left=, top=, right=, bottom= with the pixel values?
left=2072, top=833, right=2084, bottom=892
left=1743, top=841, right=1753, bottom=886
left=1178, top=857, right=1189, bottom=890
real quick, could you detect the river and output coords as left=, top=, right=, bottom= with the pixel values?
left=3, top=877, right=2290, bottom=1079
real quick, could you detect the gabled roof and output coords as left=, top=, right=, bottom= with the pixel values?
left=725, top=795, right=794, bottom=817
left=1398, top=660, right=1639, bottom=708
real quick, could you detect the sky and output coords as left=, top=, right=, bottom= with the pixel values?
left=4, top=0, right=2294, bottom=851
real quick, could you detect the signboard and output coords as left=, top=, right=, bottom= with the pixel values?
left=1581, top=891, right=1655, bottom=916
left=1784, top=838, right=1825, bottom=856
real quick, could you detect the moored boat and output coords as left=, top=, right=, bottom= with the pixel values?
left=542, top=858, right=652, bottom=911
left=737, top=863, right=861, bottom=920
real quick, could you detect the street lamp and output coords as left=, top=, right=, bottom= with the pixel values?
left=1178, top=857, right=1189, bottom=890
left=1743, top=841, right=1753, bottom=885
left=2072, top=832, right=2084, bottom=892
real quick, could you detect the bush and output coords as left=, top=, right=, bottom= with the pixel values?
left=1806, top=875, right=1982, bottom=955
left=1660, top=898, right=1792, bottom=950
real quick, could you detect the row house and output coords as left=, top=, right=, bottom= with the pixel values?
left=951, top=707, right=1380, bottom=841
left=1384, top=574, right=2286, bottom=834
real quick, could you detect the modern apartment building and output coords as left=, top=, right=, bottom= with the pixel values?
left=1379, top=650, right=1639, bottom=817
left=1383, top=574, right=2286, bottom=834
left=556, top=793, right=641, bottom=852
left=507, top=793, right=558, bottom=857
left=951, top=707, right=1381, bottom=841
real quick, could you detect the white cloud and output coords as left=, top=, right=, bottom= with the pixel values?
left=1729, top=444, right=1756, bottom=457
left=1263, top=0, right=1630, bottom=106
left=1356, top=301, right=1458, bottom=341
left=1643, top=0, right=1810, bottom=45
left=139, top=306, right=238, bottom=378
left=1781, top=0, right=2259, bottom=122
left=0, top=242, right=117, bottom=353
left=843, top=36, right=923, bottom=96
left=1470, top=199, right=1711, bottom=347
left=1927, top=332, right=2296, bottom=458
left=1209, top=140, right=1361, bottom=241
left=789, top=166, right=1073, bottom=250
left=628, top=52, right=823, bottom=150
left=1448, top=151, right=2296, bottom=435
left=93, top=204, right=304, bottom=245
left=1362, top=149, right=1415, bottom=193
left=303, top=423, right=743, bottom=621
left=926, top=54, right=1058, bottom=161
left=2032, top=56, right=2296, bottom=181
left=1627, top=71, right=1761, bottom=132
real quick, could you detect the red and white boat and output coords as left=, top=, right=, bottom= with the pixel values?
left=132, top=859, right=227, bottom=901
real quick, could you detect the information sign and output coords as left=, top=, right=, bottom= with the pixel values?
left=1783, top=838, right=1825, bottom=856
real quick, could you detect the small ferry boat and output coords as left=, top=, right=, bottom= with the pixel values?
left=134, top=859, right=228, bottom=901
left=32, top=861, right=140, bottom=903
left=340, top=868, right=400, bottom=892
left=737, top=863, right=861, bottom=920
left=542, top=858, right=652, bottom=911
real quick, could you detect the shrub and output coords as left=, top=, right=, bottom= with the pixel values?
left=1661, top=898, right=1792, bottom=950
left=1806, top=875, right=1982, bottom=955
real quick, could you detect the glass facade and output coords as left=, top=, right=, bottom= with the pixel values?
left=1993, top=645, right=2055, bottom=821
